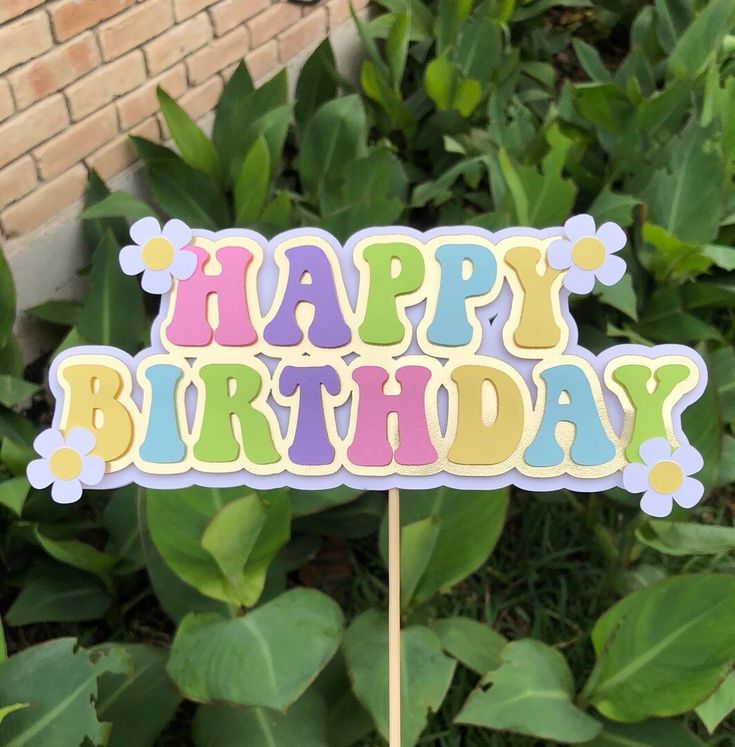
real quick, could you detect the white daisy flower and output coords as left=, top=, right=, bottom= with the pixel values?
left=547, top=214, right=627, bottom=294
left=26, top=428, right=105, bottom=504
left=119, top=217, right=197, bottom=294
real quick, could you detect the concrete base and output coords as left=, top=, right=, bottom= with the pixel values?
left=7, top=15, right=365, bottom=361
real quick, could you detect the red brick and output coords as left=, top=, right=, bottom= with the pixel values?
left=180, top=75, right=223, bottom=120
left=48, top=0, right=136, bottom=42
left=144, top=12, right=212, bottom=74
left=278, top=7, right=327, bottom=62
left=34, top=107, right=119, bottom=179
left=0, top=0, right=45, bottom=24
left=9, top=33, right=101, bottom=110
left=1, top=165, right=87, bottom=237
left=327, top=0, right=350, bottom=27
left=66, top=51, right=147, bottom=120
left=0, top=158, right=37, bottom=210
left=0, top=81, right=14, bottom=123
left=0, top=12, right=53, bottom=75
left=0, top=95, right=69, bottom=169
left=185, top=26, right=248, bottom=84
left=173, top=0, right=217, bottom=21
left=245, top=40, right=278, bottom=81
left=117, top=63, right=187, bottom=129
left=98, top=0, right=174, bottom=61
left=248, top=4, right=300, bottom=48
left=87, top=117, right=159, bottom=180
left=209, top=0, right=269, bottom=36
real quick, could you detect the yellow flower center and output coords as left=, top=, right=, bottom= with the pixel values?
left=648, top=461, right=684, bottom=494
left=49, top=448, right=82, bottom=481
left=571, top=237, right=606, bottom=271
left=141, top=237, right=174, bottom=271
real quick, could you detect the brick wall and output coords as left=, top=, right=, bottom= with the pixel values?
left=0, top=0, right=367, bottom=239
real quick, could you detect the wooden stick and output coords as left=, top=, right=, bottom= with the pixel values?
left=388, top=487, right=401, bottom=747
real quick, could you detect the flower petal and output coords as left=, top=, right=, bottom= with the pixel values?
left=564, top=214, right=596, bottom=242
left=622, top=463, right=649, bottom=493
left=595, top=222, right=627, bottom=253
left=65, top=427, right=95, bottom=455
left=27, top=458, right=54, bottom=489
left=170, top=248, right=197, bottom=280
left=672, top=443, right=704, bottom=476
left=596, top=254, right=626, bottom=287
left=673, top=477, right=704, bottom=509
left=162, top=219, right=193, bottom=250
left=563, top=265, right=596, bottom=294
left=141, top=269, right=173, bottom=295
left=80, top=455, right=105, bottom=486
left=638, top=437, right=672, bottom=466
left=640, top=490, right=673, bottom=518
left=33, top=428, right=64, bottom=458
left=546, top=239, right=573, bottom=270
left=130, top=216, right=161, bottom=246
left=119, top=244, right=145, bottom=276
left=51, top=479, right=83, bottom=505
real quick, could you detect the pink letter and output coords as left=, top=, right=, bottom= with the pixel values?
left=347, top=366, right=437, bottom=467
left=166, top=245, right=256, bottom=347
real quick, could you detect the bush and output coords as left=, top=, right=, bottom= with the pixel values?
left=2, top=1, right=735, bottom=745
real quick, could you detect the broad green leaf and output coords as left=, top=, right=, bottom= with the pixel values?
left=167, top=589, right=344, bottom=711
left=0, top=615, right=6, bottom=661
left=584, top=718, right=705, bottom=746
left=103, top=485, right=144, bottom=574
left=431, top=617, right=507, bottom=675
left=681, top=376, right=721, bottom=490
left=380, top=488, right=507, bottom=605
left=6, top=565, right=110, bottom=625
left=572, top=38, right=612, bottom=83
left=157, top=87, right=222, bottom=182
left=233, top=135, right=270, bottom=226
left=257, top=191, right=293, bottom=235
left=583, top=575, right=735, bottom=721
left=636, top=520, right=735, bottom=556
left=424, top=54, right=483, bottom=117
left=596, top=274, right=638, bottom=320
left=668, top=0, right=735, bottom=79
left=297, top=95, right=369, bottom=207
left=0, top=245, right=16, bottom=351
left=295, top=39, right=338, bottom=129
left=75, top=231, right=145, bottom=353
left=0, top=639, right=128, bottom=747
left=0, top=375, right=38, bottom=408
left=193, top=690, right=329, bottom=747
left=212, top=61, right=254, bottom=154
left=695, top=671, right=735, bottom=734
left=574, top=83, right=633, bottom=133
left=0, top=705, right=28, bottom=728
left=80, top=191, right=153, bottom=221
left=457, top=640, right=601, bottom=743
left=400, top=517, right=440, bottom=610
left=97, top=644, right=181, bottom=747
left=589, top=186, right=639, bottom=227
left=386, top=10, right=410, bottom=88
left=83, top=170, right=130, bottom=248
left=513, top=0, right=592, bottom=21
left=25, top=300, right=80, bottom=326
left=0, top=438, right=34, bottom=474
left=289, top=486, right=363, bottom=517
left=34, top=528, right=116, bottom=580
left=639, top=286, right=722, bottom=343
left=0, top=476, right=29, bottom=516
left=343, top=609, right=455, bottom=747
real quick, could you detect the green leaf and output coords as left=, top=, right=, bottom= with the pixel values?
left=695, top=671, right=735, bottom=734
left=34, top=528, right=116, bottom=580
left=582, top=575, right=735, bottom=721
left=0, top=639, right=128, bottom=747
left=584, top=719, right=706, bottom=746
left=0, top=705, right=28, bottom=728
left=512, top=0, right=591, bottom=21
left=0, top=476, right=29, bottom=516
left=668, top=0, right=735, bottom=79
left=386, top=10, right=410, bottom=88
left=380, top=488, right=507, bottom=605
left=297, top=95, right=368, bottom=207
left=97, top=644, right=181, bottom=747
left=295, top=39, right=338, bottom=129
left=80, top=191, right=154, bottom=221
left=289, top=486, right=363, bottom=517
left=431, top=617, right=507, bottom=675
left=6, top=565, right=110, bottom=625
left=212, top=61, right=254, bottom=153
left=457, top=639, right=601, bottom=743
left=424, top=55, right=483, bottom=117
left=167, top=589, right=344, bottom=711
left=572, top=38, right=612, bottom=83
left=0, top=375, right=38, bottom=408
left=400, top=517, right=440, bottom=610
left=25, top=300, right=80, bottom=326
left=193, top=690, right=329, bottom=747
left=589, top=186, right=640, bottom=227
left=157, top=87, right=222, bottom=182
left=596, top=274, right=638, bottom=320
left=75, top=230, right=145, bottom=354
left=344, top=609, right=455, bottom=747
left=0, top=244, right=16, bottom=351
left=637, top=520, right=735, bottom=556
left=103, top=485, right=144, bottom=574
left=233, top=135, right=271, bottom=226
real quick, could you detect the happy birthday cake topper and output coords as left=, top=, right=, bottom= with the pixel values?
left=27, top=215, right=707, bottom=517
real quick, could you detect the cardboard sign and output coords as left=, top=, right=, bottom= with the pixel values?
left=28, top=215, right=707, bottom=517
